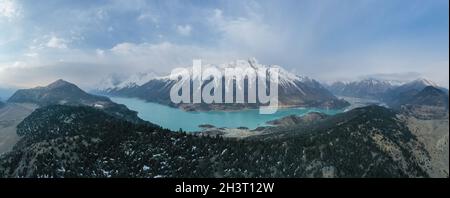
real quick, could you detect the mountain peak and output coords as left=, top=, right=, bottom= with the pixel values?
left=8, top=79, right=93, bottom=106
left=47, top=79, right=76, bottom=89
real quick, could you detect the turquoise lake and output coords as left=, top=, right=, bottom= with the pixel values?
left=110, top=97, right=343, bottom=132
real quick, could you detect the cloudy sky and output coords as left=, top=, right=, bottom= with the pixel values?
left=0, top=0, right=448, bottom=89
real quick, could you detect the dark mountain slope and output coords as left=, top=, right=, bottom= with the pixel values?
left=254, top=105, right=431, bottom=177
left=396, top=86, right=449, bottom=120
left=383, top=79, right=447, bottom=108
left=401, top=86, right=449, bottom=108
left=0, top=105, right=428, bottom=178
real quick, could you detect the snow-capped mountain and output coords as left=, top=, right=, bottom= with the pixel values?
left=383, top=78, right=447, bottom=107
left=390, top=78, right=439, bottom=93
left=328, top=78, right=399, bottom=99
left=96, top=71, right=159, bottom=91
left=97, top=58, right=349, bottom=111
left=328, top=77, right=447, bottom=105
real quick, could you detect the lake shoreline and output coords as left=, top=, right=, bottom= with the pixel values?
left=110, top=96, right=343, bottom=132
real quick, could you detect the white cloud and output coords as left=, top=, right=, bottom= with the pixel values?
left=212, top=9, right=223, bottom=20
left=24, top=52, right=38, bottom=58
left=0, top=41, right=239, bottom=88
left=0, top=0, right=21, bottom=21
left=110, top=42, right=137, bottom=55
left=46, top=36, right=68, bottom=49
left=137, top=12, right=158, bottom=23
left=208, top=8, right=286, bottom=60
left=0, top=1, right=447, bottom=89
left=108, top=41, right=236, bottom=72
left=176, top=24, right=192, bottom=36
left=95, top=9, right=108, bottom=20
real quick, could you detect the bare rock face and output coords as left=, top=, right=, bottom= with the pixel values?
left=400, top=114, right=449, bottom=178
left=394, top=86, right=449, bottom=178
left=401, top=105, right=449, bottom=120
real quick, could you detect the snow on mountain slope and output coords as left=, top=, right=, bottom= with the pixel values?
left=328, top=78, right=398, bottom=99
left=96, top=58, right=350, bottom=110
left=116, top=72, right=159, bottom=89
left=97, top=71, right=160, bottom=92
left=100, top=59, right=315, bottom=93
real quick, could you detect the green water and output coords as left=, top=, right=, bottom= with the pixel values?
left=110, top=97, right=343, bottom=132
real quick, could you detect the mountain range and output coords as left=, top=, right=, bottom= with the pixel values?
left=0, top=78, right=447, bottom=177
left=383, top=79, right=448, bottom=107
left=96, top=59, right=350, bottom=111
left=328, top=78, right=448, bottom=105
left=327, top=79, right=398, bottom=99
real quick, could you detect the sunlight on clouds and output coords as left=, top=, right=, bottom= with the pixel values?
left=0, top=0, right=21, bottom=21
left=46, top=36, right=68, bottom=49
